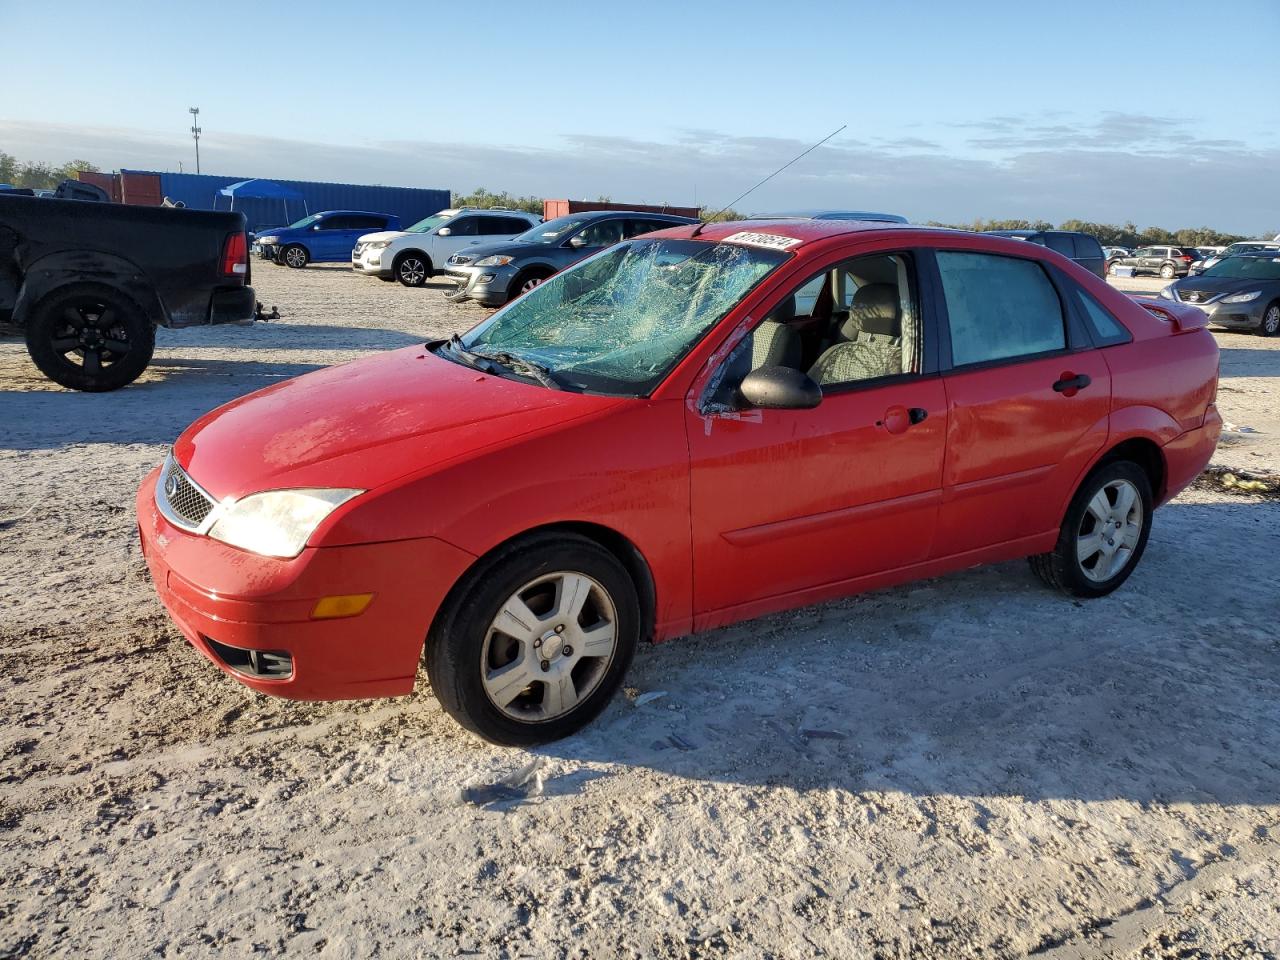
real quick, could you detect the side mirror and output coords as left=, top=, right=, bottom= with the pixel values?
left=437, top=227, right=452, bottom=237
left=738, top=366, right=822, bottom=410
left=568, top=235, right=588, bottom=249
left=312, top=224, right=323, bottom=231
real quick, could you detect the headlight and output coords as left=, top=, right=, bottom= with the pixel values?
left=258, top=236, right=279, bottom=244
left=1158, top=286, right=1174, bottom=300
left=474, top=255, right=515, bottom=267
left=1223, top=290, right=1261, bottom=304
left=208, top=489, right=363, bottom=558
left=367, top=240, right=392, bottom=250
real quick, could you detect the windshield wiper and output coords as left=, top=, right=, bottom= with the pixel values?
left=442, top=333, right=500, bottom=374
left=472, top=347, right=567, bottom=391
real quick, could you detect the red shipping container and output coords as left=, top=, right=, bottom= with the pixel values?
left=543, top=199, right=701, bottom=221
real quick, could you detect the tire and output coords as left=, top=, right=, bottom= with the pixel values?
left=1108, top=261, right=1122, bottom=277
left=1160, top=263, right=1175, bottom=279
left=506, top=269, right=554, bottom=303
left=1259, top=301, right=1280, bottom=337
left=394, top=252, right=431, bottom=287
left=426, top=532, right=640, bottom=746
left=25, top=282, right=155, bottom=392
left=1030, top=460, right=1153, bottom=599
left=282, top=244, right=309, bottom=269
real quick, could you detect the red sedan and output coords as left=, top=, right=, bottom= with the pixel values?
left=137, top=220, right=1222, bottom=745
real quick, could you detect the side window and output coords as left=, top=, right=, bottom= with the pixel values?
left=1071, top=286, right=1131, bottom=346
left=736, top=252, right=920, bottom=391
left=1045, top=233, right=1074, bottom=256
left=1026, top=234, right=1047, bottom=246
left=477, top=216, right=517, bottom=235
left=624, top=219, right=675, bottom=238
left=936, top=251, right=1066, bottom=366
left=446, top=216, right=479, bottom=236
left=1073, top=235, right=1103, bottom=259
left=503, top=217, right=533, bottom=233
left=574, top=219, right=626, bottom=247
left=317, top=216, right=349, bottom=230
left=348, top=215, right=385, bottom=230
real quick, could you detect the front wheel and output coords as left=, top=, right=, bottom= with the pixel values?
left=426, top=534, right=639, bottom=745
left=25, top=282, right=155, bottom=391
left=507, top=270, right=553, bottom=303
left=1030, top=460, right=1153, bottom=598
left=1259, top=301, right=1280, bottom=337
left=1108, top=261, right=1123, bottom=276
left=282, top=244, right=309, bottom=269
left=394, top=253, right=431, bottom=287
left=1160, top=263, right=1175, bottom=279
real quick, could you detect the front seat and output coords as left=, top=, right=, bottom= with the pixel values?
left=750, top=297, right=802, bottom=370
left=810, top=285, right=903, bottom=384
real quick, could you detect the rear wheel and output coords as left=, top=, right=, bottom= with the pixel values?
left=1030, top=460, right=1153, bottom=598
left=1260, top=301, right=1280, bottom=337
left=394, top=252, right=431, bottom=287
left=282, top=244, right=309, bottom=269
left=426, top=533, right=639, bottom=745
left=25, top=283, right=155, bottom=391
left=1160, top=263, right=1175, bottom=279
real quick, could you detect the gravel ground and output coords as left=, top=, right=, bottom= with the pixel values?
left=1, top=263, right=1278, bottom=959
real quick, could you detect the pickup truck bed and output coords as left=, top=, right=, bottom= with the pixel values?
left=0, top=195, right=255, bottom=391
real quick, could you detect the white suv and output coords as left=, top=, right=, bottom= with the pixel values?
left=352, top=208, right=542, bottom=287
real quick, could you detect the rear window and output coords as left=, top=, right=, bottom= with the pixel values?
left=1071, top=287, right=1131, bottom=346
left=1045, top=233, right=1074, bottom=256
left=1072, top=235, right=1103, bottom=259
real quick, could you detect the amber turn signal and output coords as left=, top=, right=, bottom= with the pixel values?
left=310, top=593, right=374, bottom=620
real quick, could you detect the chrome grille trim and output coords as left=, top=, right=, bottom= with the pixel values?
left=156, top=454, right=219, bottom=533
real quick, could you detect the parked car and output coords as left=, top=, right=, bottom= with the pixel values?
left=1160, top=251, right=1280, bottom=335
left=1108, top=245, right=1199, bottom=279
left=442, top=211, right=698, bottom=306
left=352, top=208, right=542, bottom=287
left=1188, top=241, right=1280, bottom=276
left=754, top=209, right=908, bottom=223
left=0, top=193, right=254, bottom=391
left=257, top=211, right=401, bottom=268
left=137, top=220, right=1221, bottom=745
left=1103, top=246, right=1130, bottom=263
left=983, top=230, right=1106, bottom=278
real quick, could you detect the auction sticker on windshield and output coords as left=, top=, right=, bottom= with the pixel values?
left=721, top=231, right=802, bottom=251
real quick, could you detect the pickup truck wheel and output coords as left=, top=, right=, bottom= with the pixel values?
left=282, top=245, right=309, bottom=269
left=1160, top=263, right=1175, bottom=279
left=25, top=283, right=155, bottom=392
left=1029, top=460, right=1152, bottom=599
left=1259, top=301, right=1280, bottom=337
left=394, top=252, right=431, bottom=287
left=426, top=533, right=639, bottom=745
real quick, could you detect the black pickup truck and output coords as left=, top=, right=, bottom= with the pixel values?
left=0, top=195, right=256, bottom=391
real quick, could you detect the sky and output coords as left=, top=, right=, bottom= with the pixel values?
left=2, top=0, right=1278, bottom=234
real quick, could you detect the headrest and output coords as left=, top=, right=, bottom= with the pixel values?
left=767, top=296, right=796, bottom=323
left=843, top=283, right=900, bottom=338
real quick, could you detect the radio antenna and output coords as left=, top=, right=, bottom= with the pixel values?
left=694, top=123, right=847, bottom=234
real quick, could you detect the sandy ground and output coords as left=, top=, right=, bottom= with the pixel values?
left=1, top=264, right=1278, bottom=959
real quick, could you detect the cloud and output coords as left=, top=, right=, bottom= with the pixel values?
left=1, top=116, right=1275, bottom=234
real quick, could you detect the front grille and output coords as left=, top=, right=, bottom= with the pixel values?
left=204, top=636, right=294, bottom=679
left=158, top=456, right=215, bottom=530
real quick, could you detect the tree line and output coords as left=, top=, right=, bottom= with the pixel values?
left=0, top=152, right=100, bottom=190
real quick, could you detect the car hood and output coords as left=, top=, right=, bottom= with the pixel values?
left=448, top=240, right=533, bottom=261
left=1173, top=276, right=1276, bottom=300
left=358, top=229, right=411, bottom=243
left=174, top=346, right=625, bottom=500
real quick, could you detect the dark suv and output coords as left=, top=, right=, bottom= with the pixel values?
left=443, top=210, right=698, bottom=306
left=1109, top=245, right=1199, bottom=279
left=983, top=230, right=1106, bottom=278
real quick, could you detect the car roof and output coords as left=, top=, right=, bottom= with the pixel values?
left=564, top=210, right=698, bottom=224
left=753, top=209, right=908, bottom=223
left=315, top=210, right=395, bottom=217
left=652, top=218, right=965, bottom=248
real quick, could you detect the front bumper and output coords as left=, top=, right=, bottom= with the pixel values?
left=1174, top=296, right=1267, bottom=330
left=136, top=468, right=477, bottom=700
left=442, top=263, right=517, bottom=306
left=351, top=247, right=392, bottom=277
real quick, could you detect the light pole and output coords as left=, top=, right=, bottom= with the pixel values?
left=189, top=107, right=202, bottom=174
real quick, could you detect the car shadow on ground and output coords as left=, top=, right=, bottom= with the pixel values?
left=1218, top=344, right=1280, bottom=379
left=533, top=499, right=1280, bottom=807
left=156, top=323, right=427, bottom=352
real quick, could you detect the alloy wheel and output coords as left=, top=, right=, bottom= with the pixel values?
left=285, top=247, right=307, bottom=268
left=480, top=571, right=618, bottom=722
left=48, top=300, right=133, bottom=376
left=520, top=276, right=545, bottom=294
left=399, top=258, right=426, bottom=285
left=1264, top=305, right=1280, bottom=335
left=1076, top=479, right=1143, bottom=582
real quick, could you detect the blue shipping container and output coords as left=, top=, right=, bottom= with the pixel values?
left=130, top=170, right=451, bottom=234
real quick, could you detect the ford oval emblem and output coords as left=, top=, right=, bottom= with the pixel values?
left=165, top=472, right=180, bottom=498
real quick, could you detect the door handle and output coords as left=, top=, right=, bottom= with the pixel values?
left=877, top=405, right=929, bottom=434
left=1053, top=373, right=1092, bottom=395
left=908, top=407, right=928, bottom=425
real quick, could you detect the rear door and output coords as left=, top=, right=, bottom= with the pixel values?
left=929, top=249, right=1111, bottom=557
left=432, top=214, right=480, bottom=262
left=311, top=215, right=354, bottom=260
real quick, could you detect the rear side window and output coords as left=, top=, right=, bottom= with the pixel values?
left=936, top=252, right=1066, bottom=366
left=1045, top=233, right=1074, bottom=256
left=447, top=217, right=479, bottom=236
left=1071, top=287, right=1131, bottom=346
left=1073, top=235, right=1103, bottom=259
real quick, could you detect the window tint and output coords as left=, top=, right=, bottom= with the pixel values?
left=573, top=219, right=626, bottom=247
left=346, top=215, right=386, bottom=229
left=624, top=219, right=673, bottom=238
left=477, top=216, right=518, bottom=235
left=317, top=216, right=351, bottom=230
left=446, top=217, right=479, bottom=236
left=936, top=251, right=1066, bottom=366
left=1045, top=233, right=1074, bottom=256
left=1071, top=287, right=1130, bottom=346
left=1073, top=235, right=1103, bottom=259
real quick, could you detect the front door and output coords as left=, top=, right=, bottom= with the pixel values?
left=685, top=250, right=947, bottom=622
left=929, top=249, right=1111, bottom=557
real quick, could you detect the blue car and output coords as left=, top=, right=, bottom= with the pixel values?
left=257, top=211, right=401, bottom=268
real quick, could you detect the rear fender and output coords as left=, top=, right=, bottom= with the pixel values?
left=13, top=250, right=166, bottom=328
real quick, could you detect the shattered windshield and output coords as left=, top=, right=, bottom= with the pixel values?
left=512, top=215, right=591, bottom=245
left=454, top=238, right=789, bottom=395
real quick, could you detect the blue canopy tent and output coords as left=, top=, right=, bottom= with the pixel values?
left=216, top=179, right=307, bottom=227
